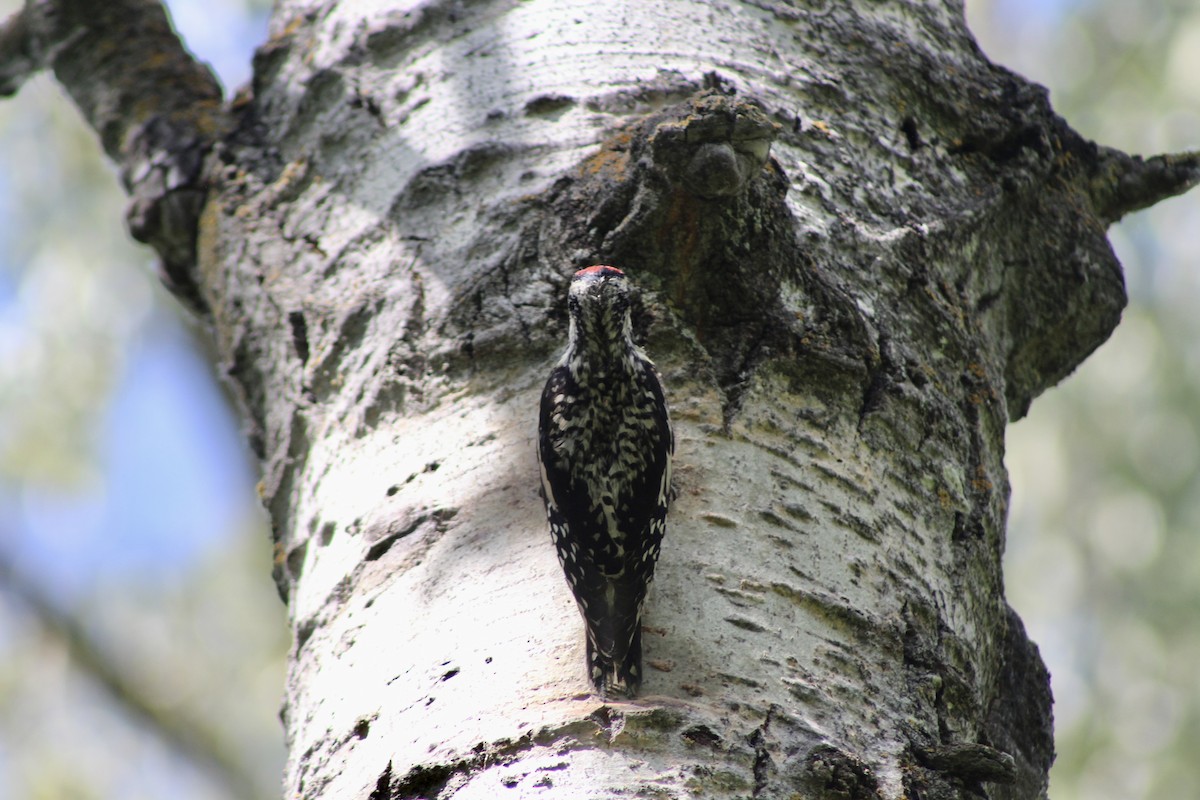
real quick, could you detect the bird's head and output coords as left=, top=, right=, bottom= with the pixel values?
left=566, top=265, right=634, bottom=354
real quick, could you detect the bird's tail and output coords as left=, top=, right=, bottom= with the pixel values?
left=587, top=623, right=643, bottom=698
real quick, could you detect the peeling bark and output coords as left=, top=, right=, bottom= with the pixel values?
left=9, top=0, right=1200, bottom=798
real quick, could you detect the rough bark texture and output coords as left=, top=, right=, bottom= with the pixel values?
left=8, top=0, right=1199, bottom=798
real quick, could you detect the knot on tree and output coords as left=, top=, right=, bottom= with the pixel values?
left=545, top=88, right=803, bottom=419
left=647, top=92, right=779, bottom=199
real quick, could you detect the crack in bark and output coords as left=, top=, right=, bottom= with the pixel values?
left=373, top=718, right=625, bottom=799
left=748, top=704, right=776, bottom=797
left=289, top=310, right=310, bottom=364
left=367, top=760, right=394, bottom=800
left=915, top=742, right=1017, bottom=785
left=365, top=507, right=459, bottom=562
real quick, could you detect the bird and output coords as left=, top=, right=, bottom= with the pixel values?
left=537, top=265, right=673, bottom=697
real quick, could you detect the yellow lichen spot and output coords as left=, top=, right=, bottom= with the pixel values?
left=971, top=465, right=993, bottom=493
left=937, top=487, right=952, bottom=510
left=581, top=145, right=630, bottom=180
left=278, top=14, right=306, bottom=38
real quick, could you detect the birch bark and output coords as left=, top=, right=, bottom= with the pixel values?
left=6, top=0, right=1197, bottom=798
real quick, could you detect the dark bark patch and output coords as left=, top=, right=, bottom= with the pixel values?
left=901, top=115, right=922, bottom=150
left=353, top=717, right=371, bottom=740
left=390, top=761, right=456, bottom=800
left=393, top=141, right=520, bottom=212
left=800, top=744, right=882, bottom=800
left=759, top=508, right=800, bottom=531
left=295, top=616, right=317, bottom=653
left=682, top=724, right=723, bottom=748
left=294, top=68, right=351, bottom=135
left=365, top=515, right=426, bottom=561
left=746, top=705, right=777, bottom=797
left=524, top=94, right=575, bottom=118
left=980, top=606, right=1054, bottom=800
left=725, top=615, right=767, bottom=633
left=915, top=742, right=1016, bottom=784
left=367, top=760, right=392, bottom=800
left=286, top=540, right=307, bottom=580
left=289, top=310, right=310, bottom=363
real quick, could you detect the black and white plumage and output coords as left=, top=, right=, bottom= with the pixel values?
left=538, top=265, right=673, bottom=697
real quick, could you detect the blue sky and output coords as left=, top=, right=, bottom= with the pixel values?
left=12, top=316, right=257, bottom=591
left=0, top=4, right=278, bottom=797
left=0, top=0, right=269, bottom=596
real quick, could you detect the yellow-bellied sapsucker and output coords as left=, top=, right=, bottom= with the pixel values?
left=538, top=265, right=673, bottom=697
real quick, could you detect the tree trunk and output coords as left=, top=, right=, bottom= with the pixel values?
left=7, top=0, right=1197, bottom=797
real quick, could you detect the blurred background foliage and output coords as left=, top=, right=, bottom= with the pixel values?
left=0, top=1, right=281, bottom=799
left=0, top=0, right=1194, bottom=799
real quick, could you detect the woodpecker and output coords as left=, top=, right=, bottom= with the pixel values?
left=538, top=265, right=673, bottom=697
